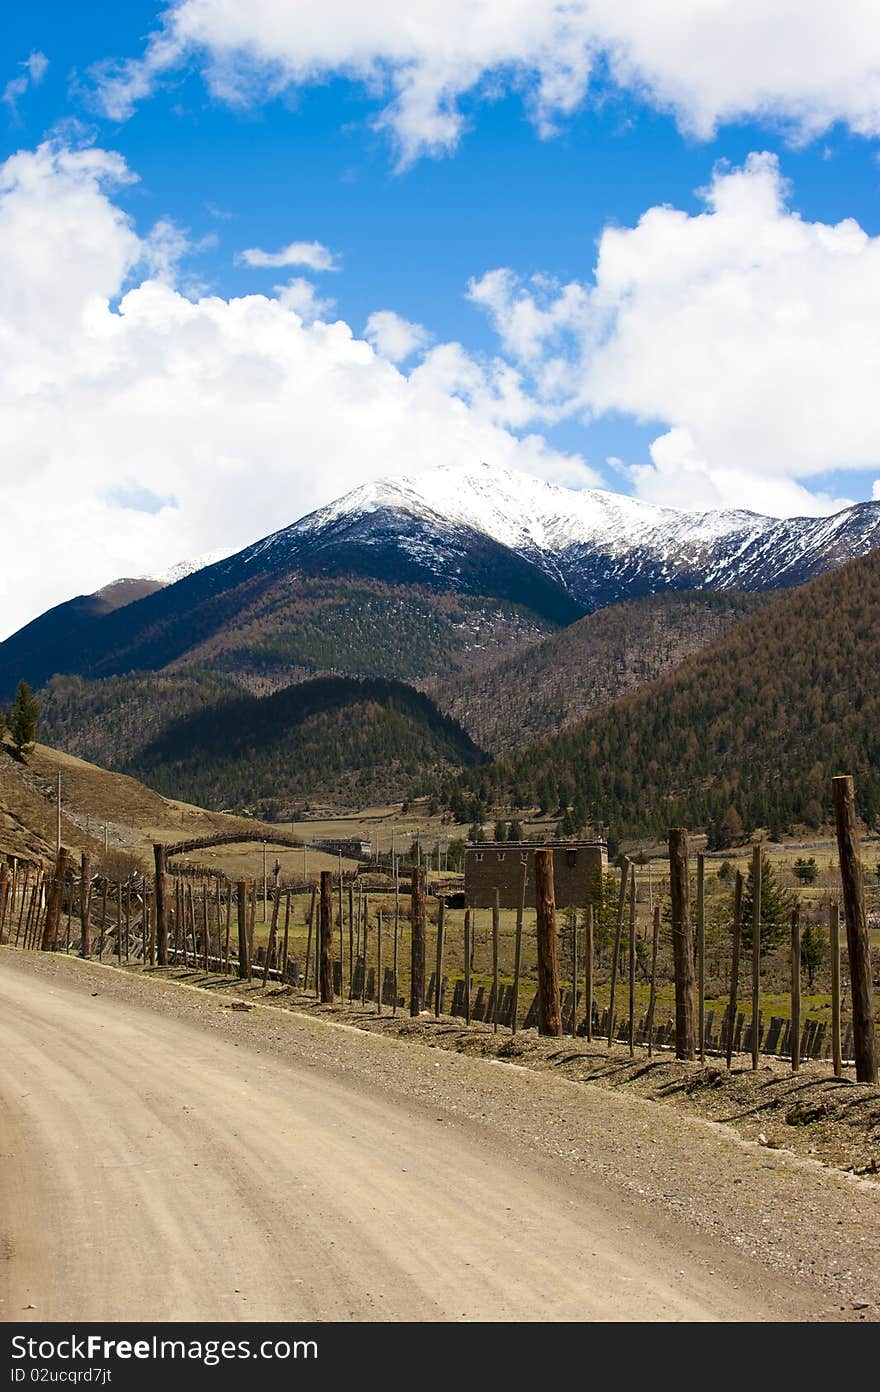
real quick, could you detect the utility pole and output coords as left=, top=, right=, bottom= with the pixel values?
left=262, top=841, right=268, bottom=922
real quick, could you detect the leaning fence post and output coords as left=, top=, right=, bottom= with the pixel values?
left=832, top=775, right=878, bottom=1084
left=751, top=844, right=762, bottom=1071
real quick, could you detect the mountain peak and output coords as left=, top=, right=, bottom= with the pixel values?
left=293, top=458, right=770, bottom=559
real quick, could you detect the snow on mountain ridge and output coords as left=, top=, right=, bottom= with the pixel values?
left=294, top=460, right=774, bottom=559
left=146, top=548, right=235, bottom=585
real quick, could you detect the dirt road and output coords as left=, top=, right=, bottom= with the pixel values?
left=0, top=951, right=876, bottom=1322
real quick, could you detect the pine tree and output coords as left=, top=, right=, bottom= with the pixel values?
left=739, top=851, right=796, bottom=955
left=507, top=819, right=524, bottom=842
left=800, top=916, right=827, bottom=988
left=8, top=679, right=39, bottom=754
left=493, top=819, right=507, bottom=843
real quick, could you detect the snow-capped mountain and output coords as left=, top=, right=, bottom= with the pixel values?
left=3, top=459, right=880, bottom=701
left=259, top=460, right=880, bottom=607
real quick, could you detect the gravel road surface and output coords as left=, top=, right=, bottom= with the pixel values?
left=1, top=951, right=877, bottom=1322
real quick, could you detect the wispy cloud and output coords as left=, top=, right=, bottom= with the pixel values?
left=236, top=240, right=339, bottom=271
left=3, top=50, right=49, bottom=121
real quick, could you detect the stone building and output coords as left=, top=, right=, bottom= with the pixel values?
left=464, top=839, right=608, bottom=910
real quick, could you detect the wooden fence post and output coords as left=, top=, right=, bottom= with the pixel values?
left=361, top=897, right=370, bottom=1005
left=281, top=889, right=292, bottom=983
left=338, top=869, right=345, bottom=999
left=628, top=863, right=636, bottom=1056
left=668, top=829, right=696, bottom=1060
left=79, top=852, right=92, bottom=960
left=830, top=901, right=842, bottom=1077
left=223, top=885, right=232, bottom=974
left=319, top=870, right=334, bottom=1004
left=392, top=885, right=400, bottom=1016
left=303, top=884, right=316, bottom=991
left=751, top=845, right=762, bottom=1072
left=534, top=848, right=562, bottom=1038
left=646, top=903, right=660, bottom=1057
left=585, top=903, right=594, bottom=1042
left=696, top=852, right=705, bottom=1064
left=236, top=880, right=251, bottom=980
left=376, top=910, right=383, bottom=1014
left=116, top=881, right=123, bottom=965
left=434, top=898, right=445, bottom=1018
left=832, top=775, right=878, bottom=1083
left=263, top=887, right=281, bottom=987
left=790, top=906, right=801, bottom=1074
left=348, top=885, right=355, bottom=1001
left=40, top=847, right=69, bottom=951
left=492, top=888, right=500, bottom=1034
left=607, top=857, right=631, bottom=1048
left=726, top=871, right=744, bottom=1069
left=248, top=882, right=256, bottom=981
left=0, top=863, right=9, bottom=944
left=15, top=863, right=29, bottom=945
left=571, top=899, right=578, bottom=1038
left=154, top=844, right=169, bottom=966
left=464, top=909, right=472, bottom=1025
left=512, top=862, right=526, bottom=1034
left=410, top=864, right=426, bottom=1016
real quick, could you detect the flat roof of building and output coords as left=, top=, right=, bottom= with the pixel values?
left=465, top=839, right=607, bottom=850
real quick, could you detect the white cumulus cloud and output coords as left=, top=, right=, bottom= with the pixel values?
left=0, top=140, right=592, bottom=640
left=92, top=2, right=880, bottom=164
left=364, top=310, right=431, bottom=363
left=236, top=238, right=339, bottom=270
left=273, top=277, right=336, bottom=322
left=470, top=152, right=880, bottom=515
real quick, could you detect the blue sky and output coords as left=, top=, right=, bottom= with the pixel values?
left=2, top=2, right=880, bottom=634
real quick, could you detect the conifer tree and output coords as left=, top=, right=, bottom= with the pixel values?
left=8, top=680, right=39, bottom=754
left=800, top=916, right=827, bottom=988
left=739, top=851, right=796, bottom=955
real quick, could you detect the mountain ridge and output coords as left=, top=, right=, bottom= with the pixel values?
left=3, top=460, right=880, bottom=707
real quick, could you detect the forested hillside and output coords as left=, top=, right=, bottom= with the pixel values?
left=453, top=549, right=880, bottom=837
left=433, top=591, right=765, bottom=751
left=48, top=675, right=486, bottom=812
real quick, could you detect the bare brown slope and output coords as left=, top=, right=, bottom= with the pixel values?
left=434, top=591, right=764, bottom=753
left=0, top=738, right=323, bottom=878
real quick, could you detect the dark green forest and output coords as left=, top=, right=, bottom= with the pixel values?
left=451, top=548, right=880, bottom=837
left=98, top=675, right=485, bottom=810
